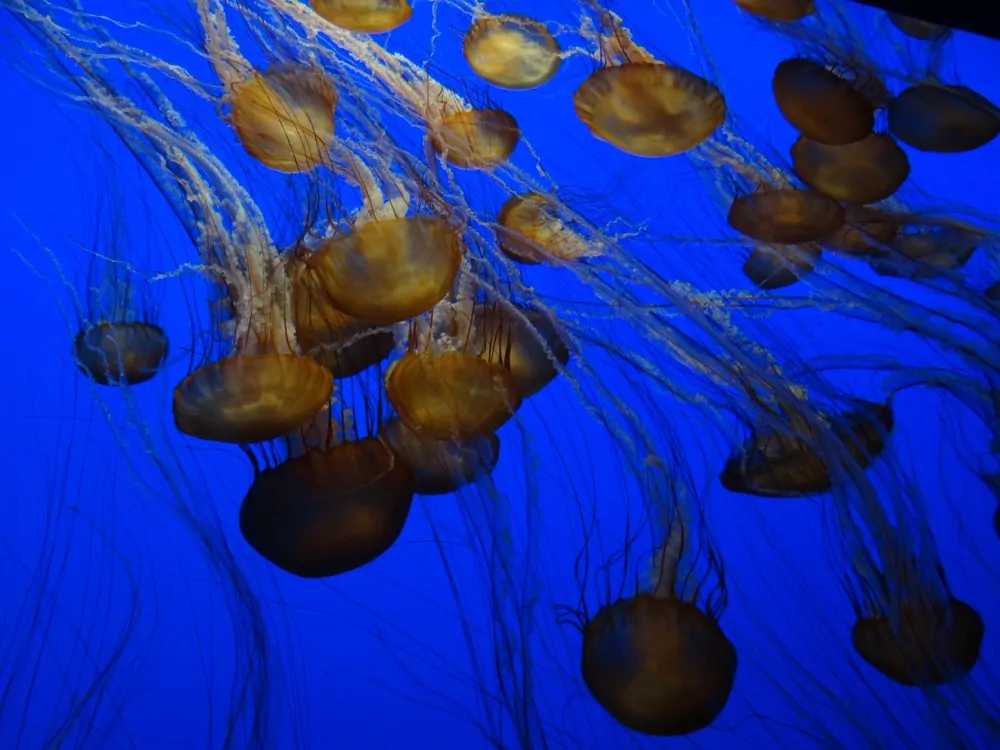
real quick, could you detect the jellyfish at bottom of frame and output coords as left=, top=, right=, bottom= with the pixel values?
left=239, top=437, right=415, bottom=577
left=73, top=321, right=169, bottom=386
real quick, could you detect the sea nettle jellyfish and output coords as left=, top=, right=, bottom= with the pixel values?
left=310, top=0, right=413, bottom=33
left=888, top=84, right=1000, bottom=153
left=728, top=187, right=845, bottom=245
left=791, top=133, right=910, bottom=205
left=733, top=0, right=814, bottom=22
left=496, top=192, right=600, bottom=264
left=772, top=58, right=875, bottom=145
left=463, top=14, right=561, bottom=90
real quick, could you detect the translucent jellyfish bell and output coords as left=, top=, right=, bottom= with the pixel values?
left=73, top=321, right=169, bottom=386
left=239, top=437, right=415, bottom=577
left=888, top=84, right=1000, bottom=153
left=581, top=594, right=737, bottom=735
left=728, top=188, right=845, bottom=244
left=772, top=59, right=874, bottom=145
left=228, top=63, right=337, bottom=173
left=173, top=354, right=333, bottom=443
left=430, top=109, right=520, bottom=169
left=496, top=192, right=597, bottom=264
left=791, top=133, right=910, bottom=205
left=733, top=0, right=814, bottom=22
left=573, top=63, right=726, bottom=157
left=742, top=245, right=819, bottom=290
left=463, top=14, right=561, bottom=90
left=309, top=0, right=412, bottom=33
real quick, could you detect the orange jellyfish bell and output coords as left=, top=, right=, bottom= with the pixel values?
left=430, top=108, right=520, bottom=169
left=173, top=354, right=332, bottom=443
left=385, top=350, right=521, bottom=441
left=496, top=192, right=596, bottom=264
left=772, top=58, right=874, bottom=145
left=728, top=188, right=845, bottom=245
left=474, top=306, right=571, bottom=398
left=888, top=13, right=950, bottom=41
left=582, top=594, right=737, bottom=736
left=73, top=321, right=169, bottom=386
left=733, top=0, right=814, bottom=22
left=309, top=0, right=412, bottom=33
left=888, top=84, right=1000, bottom=153
left=463, top=14, right=561, bottom=90
left=791, top=133, right=910, bottom=205
left=380, top=417, right=500, bottom=495
left=228, top=63, right=337, bottom=173
left=310, top=216, right=463, bottom=325
left=239, top=437, right=415, bottom=577
left=852, top=597, right=984, bottom=686
left=573, top=63, right=726, bottom=157
left=742, top=245, right=819, bottom=290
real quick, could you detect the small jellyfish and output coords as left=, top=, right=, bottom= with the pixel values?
left=791, top=133, right=910, bottom=205
left=309, top=216, right=463, bottom=324
left=228, top=63, right=337, bottom=173
left=888, top=84, right=1000, bottom=153
left=239, top=437, right=415, bottom=577
left=573, top=63, right=726, bottom=157
left=496, top=192, right=597, bottom=264
left=772, top=58, right=874, bottom=145
left=380, top=418, right=500, bottom=495
left=385, top=350, right=521, bottom=441
left=728, top=188, right=845, bottom=245
left=463, top=15, right=561, bottom=90
left=742, top=245, right=819, bottom=290
left=733, top=0, right=814, bottom=22
left=73, top=321, right=169, bottom=386
left=309, top=0, right=412, bottom=33
left=888, top=13, right=950, bottom=41
left=823, top=206, right=900, bottom=257
left=869, top=226, right=981, bottom=278
left=581, top=594, right=738, bottom=735
left=852, top=597, right=985, bottom=686
left=429, top=109, right=521, bottom=169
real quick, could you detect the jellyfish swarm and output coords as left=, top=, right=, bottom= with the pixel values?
left=73, top=321, right=169, bottom=386
left=463, top=14, right=561, bottom=91
left=310, top=0, right=413, bottom=33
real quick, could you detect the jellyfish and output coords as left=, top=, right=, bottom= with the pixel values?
left=728, top=187, right=845, bottom=245
left=790, top=132, right=910, bottom=205
left=772, top=58, right=875, bottom=145
left=742, top=244, right=820, bottom=289
left=888, top=13, right=951, bottom=42
left=888, top=84, right=1000, bottom=153
left=496, top=192, right=600, bottom=264
left=310, top=0, right=412, bottom=33
left=463, top=14, right=561, bottom=90
left=733, top=0, right=814, bottom=22
left=74, top=321, right=168, bottom=387
left=868, top=224, right=982, bottom=278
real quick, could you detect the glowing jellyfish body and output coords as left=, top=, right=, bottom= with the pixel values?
left=888, top=84, right=1000, bottom=153
left=310, top=216, right=463, bottom=324
left=73, top=322, right=169, bottom=386
left=888, top=13, right=950, bottom=41
left=791, top=133, right=910, bottom=204
left=430, top=109, right=520, bottom=169
left=733, top=0, right=814, bottom=22
left=728, top=189, right=844, bottom=244
left=239, top=438, right=414, bottom=577
left=173, top=354, right=332, bottom=443
left=743, top=245, right=819, bottom=289
left=772, top=59, right=874, bottom=145
left=228, top=63, right=337, bottom=173
left=852, top=598, right=984, bottom=685
left=474, top=306, right=571, bottom=398
left=824, top=206, right=900, bottom=256
left=573, top=63, right=726, bottom=157
left=386, top=350, right=521, bottom=441
left=463, top=15, right=560, bottom=90
left=380, top=418, right=500, bottom=495
left=582, top=594, right=737, bottom=736
left=496, top=192, right=594, bottom=264
left=309, top=0, right=412, bottom=33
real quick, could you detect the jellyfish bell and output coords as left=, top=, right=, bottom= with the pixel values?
left=823, top=206, right=900, bottom=257
left=791, top=133, right=910, bottom=205
left=496, top=192, right=598, bottom=264
left=429, top=108, right=520, bottom=169
left=888, top=84, right=1000, bottom=153
left=772, top=58, right=874, bottom=145
left=239, top=436, right=415, bottom=577
left=309, top=0, right=412, bottom=33
left=888, top=13, right=950, bottom=41
left=380, top=417, right=500, bottom=495
left=73, top=321, right=169, bottom=386
left=852, top=597, right=985, bottom=686
left=733, top=0, right=814, bottom=22
left=869, top=226, right=981, bottom=278
left=728, top=188, right=845, bottom=245
left=742, top=244, right=819, bottom=290
left=463, top=14, right=561, bottom=90
left=227, top=62, right=337, bottom=173
left=581, top=593, right=737, bottom=736
left=573, top=62, right=726, bottom=157
left=309, top=215, right=463, bottom=324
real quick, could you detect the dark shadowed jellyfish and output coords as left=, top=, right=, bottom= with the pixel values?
left=496, top=192, right=599, bottom=264
left=74, top=321, right=169, bottom=386
left=728, top=187, right=845, bottom=244
left=791, top=133, right=910, bottom=205
left=720, top=399, right=894, bottom=497
left=868, top=225, right=981, bottom=278
left=309, top=0, right=412, bottom=33
left=888, top=12, right=951, bottom=41
left=429, top=108, right=521, bottom=169
left=823, top=205, right=900, bottom=257
left=733, top=0, right=814, bottom=22
left=742, top=244, right=820, bottom=289
left=772, top=58, right=875, bottom=145
left=888, top=83, right=1000, bottom=153
left=463, top=14, right=561, bottom=90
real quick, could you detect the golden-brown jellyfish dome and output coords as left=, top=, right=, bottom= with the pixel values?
left=430, top=109, right=520, bottom=169
left=228, top=63, right=337, bottom=173
left=823, top=206, right=900, bottom=256
left=888, top=84, right=1000, bottom=153
left=473, top=306, right=571, bottom=398
left=496, top=192, right=596, bottom=264
left=309, top=0, right=412, bottom=33
left=888, top=13, right=950, bottom=41
left=174, top=354, right=332, bottom=443
left=463, top=14, right=561, bottom=90
left=73, top=321, right=169, bottom=386
left=582, top=594, right=737, bottom=736
left=870, top=226, right=981, bottom=278
left=742, top=245, right=819, bottom=290
left=720, top=400, right=893, bottom=497
left=310, top=216, right=463, bottom=325
left=852, top=598, right=984, bottom=686
left=728, top=188, right=844, bottom=244
left=380, top=417, right=500, bottom=495
left=239, top=437, right=415, bottom=577
left=385, top=350, right=521, bottom=441
left=733, top=0, right=814, bottom=22
left=791, top=133, right=910, bottom=205
left=293, top=264, right=394, bottom=378
left=573, top=63, right=726, bottom=157
left=772, top=59, right=874, bottom=145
